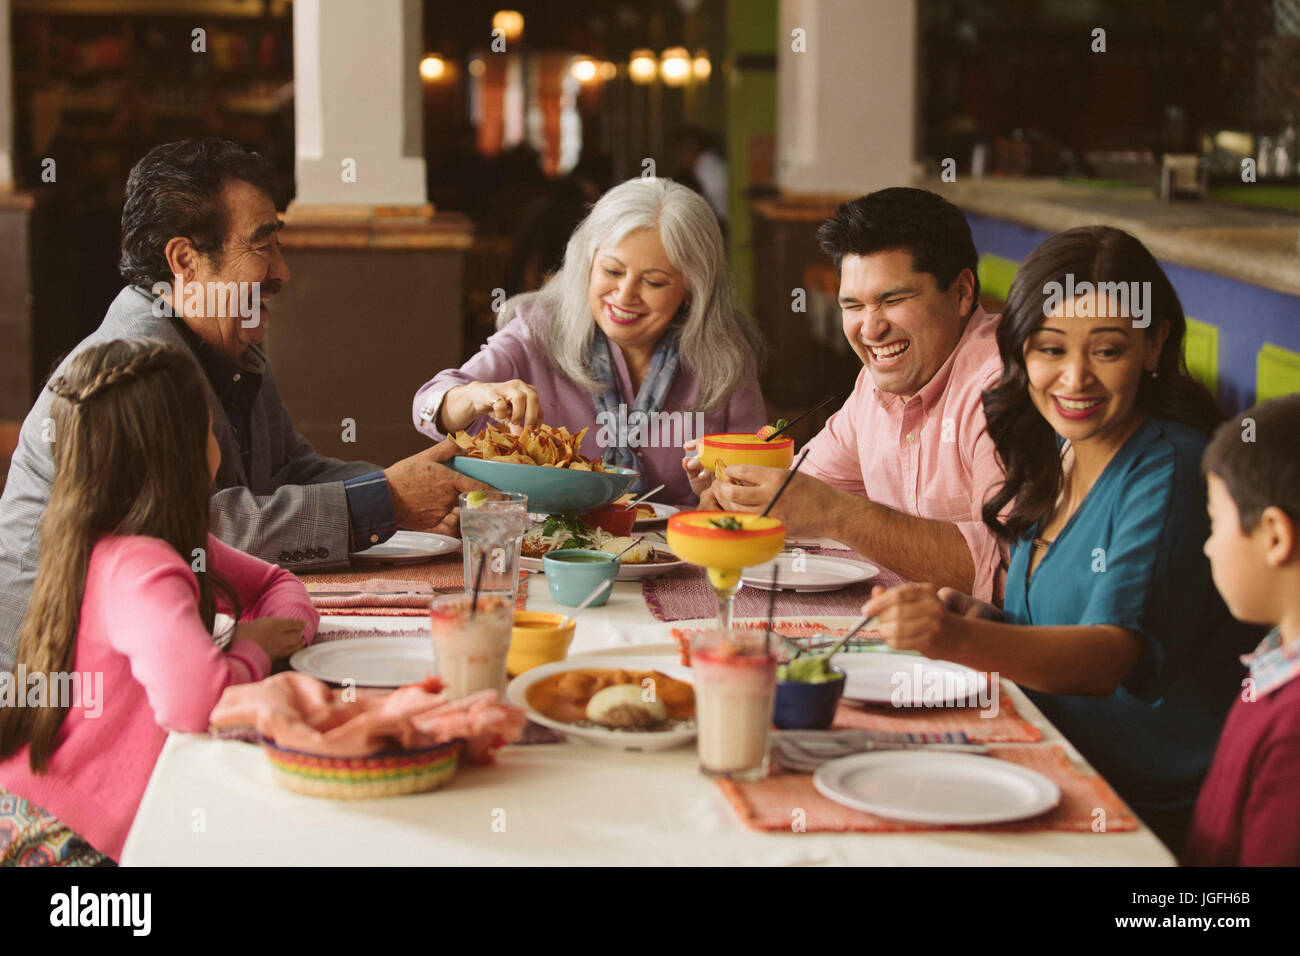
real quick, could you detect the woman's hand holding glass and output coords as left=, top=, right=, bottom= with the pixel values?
left=442, top=380, right=543, bottom=433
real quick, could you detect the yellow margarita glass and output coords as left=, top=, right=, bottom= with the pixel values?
left=698, top=433, right=794, bottom=473
left=667, top=511, right=786, bottom=630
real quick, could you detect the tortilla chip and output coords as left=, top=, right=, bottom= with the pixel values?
left=449, top=423, right=610, bottom=471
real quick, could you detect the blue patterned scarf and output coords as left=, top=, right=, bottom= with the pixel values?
left=587, top=326, right=682, bottom=492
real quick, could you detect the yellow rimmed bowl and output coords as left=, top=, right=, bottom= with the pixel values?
left=698, top=433, right=795, bottom=471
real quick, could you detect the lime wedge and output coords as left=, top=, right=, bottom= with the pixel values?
left=465, top=491, right=489, bottom=509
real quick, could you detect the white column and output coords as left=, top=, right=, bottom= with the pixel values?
left=776, top=0, right=917, bottom=195
left=293, top=0, right=425, bottom=206
left=0, top=0, right=13, bottom=187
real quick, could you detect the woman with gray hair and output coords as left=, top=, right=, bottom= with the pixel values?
left=412, top=177, right=768, bottom=504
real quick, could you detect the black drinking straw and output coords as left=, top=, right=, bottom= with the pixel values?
left=764, top=395, right=836, bottom=441
left=468, top=547, right=488, bottom=620
left=765, top=565, right=780, bottom=656
left=760, top=448, right=811, bottom=518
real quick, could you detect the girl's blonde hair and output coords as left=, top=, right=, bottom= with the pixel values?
left=498, top=176, right=766, bottom=410
left=0, top=338, right=239, bottom=772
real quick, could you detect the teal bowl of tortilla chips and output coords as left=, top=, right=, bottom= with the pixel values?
left=449, top=458, right=638, bottom=515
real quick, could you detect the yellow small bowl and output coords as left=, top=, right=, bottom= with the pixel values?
left=508, top=611, right=577, bottom=677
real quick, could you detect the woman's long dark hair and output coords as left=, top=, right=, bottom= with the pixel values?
left=981, top=226, right=1223, bottom=542
left=0, top=338, right=241, bottom=772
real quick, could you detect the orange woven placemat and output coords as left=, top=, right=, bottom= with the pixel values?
left=298, top=557, right=529, bottom=615
left=670, top=621, right=1042, bottom=743
left=718, top=744, right=1137, bottom=833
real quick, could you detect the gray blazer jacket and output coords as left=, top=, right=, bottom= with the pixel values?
left=0, top=286, right=378, bottom=670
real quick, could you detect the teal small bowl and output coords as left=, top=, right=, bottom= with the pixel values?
left=542, top=549, right=620, bottom=607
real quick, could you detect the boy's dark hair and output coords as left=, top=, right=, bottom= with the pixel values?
left=816, top=186, right=980, bottom=306
left=119, top=137, right=278, bottom=289
left=1202, top=393, right=1300, bottom=533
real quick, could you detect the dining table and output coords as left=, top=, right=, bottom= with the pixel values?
left=120, top=536, right=1176, bottom=867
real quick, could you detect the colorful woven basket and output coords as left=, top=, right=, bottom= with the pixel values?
left=262, top=738, right=463, bottom=799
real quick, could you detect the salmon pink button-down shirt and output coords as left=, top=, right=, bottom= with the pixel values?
left=800, top=307, right=1008, bottom=603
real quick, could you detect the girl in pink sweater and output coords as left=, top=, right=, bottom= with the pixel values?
left=0, top=339, right=318, bottom=865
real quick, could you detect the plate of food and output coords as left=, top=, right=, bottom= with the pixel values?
left=519, top=513, right=683, bottom=579
left=448, top=423, right=638, bottom=514
left=506, top=655, right=696, bottom=750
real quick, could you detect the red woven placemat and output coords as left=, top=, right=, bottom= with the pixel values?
left=643, top=549, right=905, bottom=622
left=669, top=620, right=1042, bottom=743
left=298, top=557, right=529, bottom=615
left=718, top=744, right=1137, bottom=833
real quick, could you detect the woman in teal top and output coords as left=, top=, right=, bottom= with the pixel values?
left=861, top=227, right=1260, bottom=853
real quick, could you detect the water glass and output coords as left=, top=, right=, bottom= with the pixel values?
left=459, top=491, right=528, bottom=601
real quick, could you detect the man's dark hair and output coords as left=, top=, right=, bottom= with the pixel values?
left=1202, top=393, right=1300, bottom=533
left=816, top=187, right=980, bottom=304
left=119, top=137, right=278, bottom=288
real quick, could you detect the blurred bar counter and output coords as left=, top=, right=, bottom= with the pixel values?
left=925, top=177, right=1300, bottom=299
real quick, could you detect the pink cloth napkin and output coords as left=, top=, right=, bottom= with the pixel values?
left=208, top=672, right=526, bottom=762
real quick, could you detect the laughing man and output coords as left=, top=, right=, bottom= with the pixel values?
left=701, top=188, right=1007, bottom=603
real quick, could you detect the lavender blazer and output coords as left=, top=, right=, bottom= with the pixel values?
left=412, top=303, right=767, bottom=505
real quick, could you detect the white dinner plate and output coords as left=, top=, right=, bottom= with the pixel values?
left=813, top=751, right=1060, bottom=824
left=836, top=654, right=989, bottom=708
left=506, top=654, right=696, bottom=751
left=520, top=548, right=684, bottom=581
left=742, top=553, right=878, bottom=592
left=290, top=637, right=434, bottom=688
left=352, top=531, right=460, bottom=567
left=634, top=502, right=680, bottom=526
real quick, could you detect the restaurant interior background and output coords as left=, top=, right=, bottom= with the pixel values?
left=0, top=0, right=1296, bottom=478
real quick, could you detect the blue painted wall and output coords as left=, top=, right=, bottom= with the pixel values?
left=965, top=212, right=1300, bottom=413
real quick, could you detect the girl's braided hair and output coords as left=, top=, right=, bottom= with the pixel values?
left=46, top=342, right=182, bottom=406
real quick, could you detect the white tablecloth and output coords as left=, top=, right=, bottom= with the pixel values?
left=120, top=560, right=1176, bottom=866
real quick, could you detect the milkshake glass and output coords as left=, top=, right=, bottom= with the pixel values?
left=690, top=629, right=778, bottom=780
left=428, top=593, right=514, bottom=700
